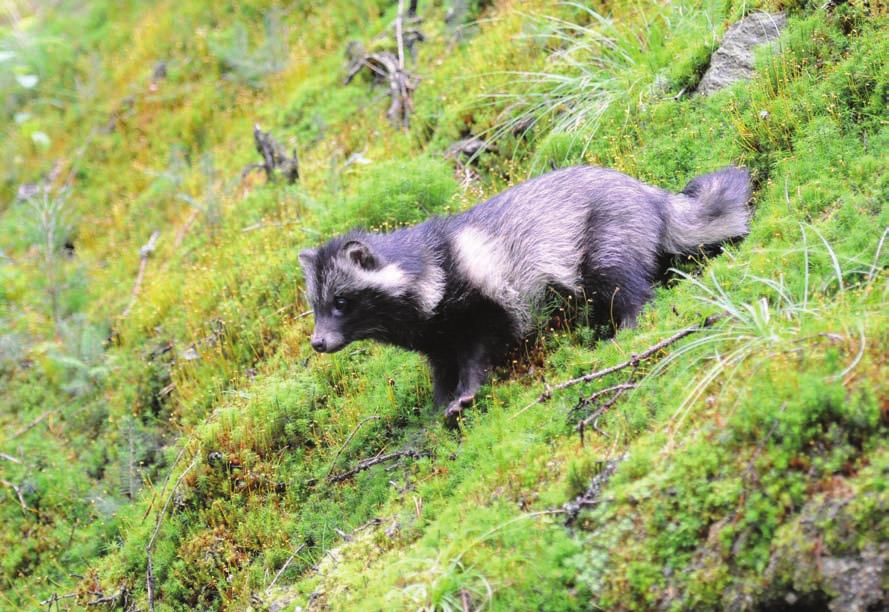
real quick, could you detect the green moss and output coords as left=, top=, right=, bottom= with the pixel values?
left=1, top=0, right=887, bottom=609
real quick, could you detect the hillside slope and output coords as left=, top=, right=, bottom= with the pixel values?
left=0, top=0, right=886, bottom=610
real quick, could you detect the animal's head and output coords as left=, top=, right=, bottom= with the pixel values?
left=299, top=235, right=430, bottom=353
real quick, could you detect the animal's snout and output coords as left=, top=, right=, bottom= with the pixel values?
left=310, top=335, right=327, bottom=352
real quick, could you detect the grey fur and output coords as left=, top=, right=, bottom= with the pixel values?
left=300, top=165, right=751, bottom=422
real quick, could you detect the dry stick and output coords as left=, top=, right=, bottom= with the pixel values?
left=86, top=587, right=128, bottom=607
left=241, top=219, right=300, bottom=233
left=0, top=452, right=21, bottom=464
left=141, top=444, right=189, bottom=523
left=1, top=478, right=28, bottom=511
left=513, top=314, right=725, bottom=422
left=8, top=410, right=53, bottom=440
left=395, top=0, right=406, bottom=70
left=173, top=208, right=200, bottom=250
left=40, top=592, right=77, bottom=608
left=325, top=415, right=381, bottom=480
left=573, top=383, right=638, bottom=411
left=328, top=449, right=419, bottom=484
left=268, top=543, right=306, bottom=590
left=578, top=384, right=634, bottom=445
left=122, top=231, right=161, bottom=319
left=544, top=314, right=722, bottom=399
left=460, top=588, right=472, bottom=612
left=147, top=453, right=199, bottom=612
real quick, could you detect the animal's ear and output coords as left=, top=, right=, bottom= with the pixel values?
left=298, top=248, right=317, bottom=273
left=342, top=240, right=377, bottom=270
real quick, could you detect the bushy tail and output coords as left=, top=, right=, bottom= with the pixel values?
left=662, top=166, right=752, bottom=255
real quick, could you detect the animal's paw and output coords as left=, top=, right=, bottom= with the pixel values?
left=443, top=394, right=474, bottom=429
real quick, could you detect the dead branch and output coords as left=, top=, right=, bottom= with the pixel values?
left=1, top=478, right=28, bottom=511
left=268, top=542, right=306, bottom=590
left=8, top=410, right=53, bottom=440
left=460, top=588, right=472, bottom=612
left=147, top=453, right=199, bottom=612
left=40, top=592, right=78, bottom=608
left=577, top=382, right=636, bottom=444
left=328, top=449, right=420, bottom=484
left=538, top=313, right=724, bottom=402
left=122, top=230, right=161, bottom=319
left=562, top=456, right=624, bottom=526
left=241, top=219, right=300, bottom=233
left=395, top=0, right=406, bottom=69
left=325, top=415, right=381, bottom=480
left=86, top=586, right=128, bottom=607
left=573, top=383, right=638, bottom=411
left=244, top=124, right=299, bottom=184
left=140, top=444, right=189, bottom=524
left=0, top=452, right=22, bottom=464
left=173, top=208, right=200, bottom=250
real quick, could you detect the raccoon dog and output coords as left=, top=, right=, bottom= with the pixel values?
left=299, top=166, right=751, bottom=424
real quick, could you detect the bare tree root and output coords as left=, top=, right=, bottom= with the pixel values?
left=328, top=449, right=421, bottom=484
left=344, top=0, right=423, bottom=128
left=243, top=124, right=299, bottom=184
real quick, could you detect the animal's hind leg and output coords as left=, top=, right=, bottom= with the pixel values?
left=585, top=265, right=654, bottom=331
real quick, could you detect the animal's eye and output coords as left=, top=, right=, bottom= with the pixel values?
left=333, top=296, right=349, bottom=314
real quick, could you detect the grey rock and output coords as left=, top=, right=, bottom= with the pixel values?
left=823, top=544, right=889, bottom=612
left=697, top=12, right=787, bottom=95
left=445, top=135, right=491, bottom=161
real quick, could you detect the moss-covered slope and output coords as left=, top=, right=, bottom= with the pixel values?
left=0, top=0, right=885, bottom=609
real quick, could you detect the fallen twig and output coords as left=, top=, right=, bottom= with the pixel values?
left=577, top=382, right=636, bottom=444
left=1, top=478, right=28, bottom=511
left=173, top=208, right=200, bottom=250
left=460, top=588, right=472, bottom=612
left=0, top=452, right=22, bottom=464
left=141, top=444, right=189, bottom=523
left=268, top=542, right=306, bottom=590
left=40, top=592, right=78, bottom=608
left=512, top=314, right=724, bottom=422
left=542, top=314, right=723, bottom=400
left=8, top=411, right=53, bottom=440
left=572, top=383, right=638, bottom=414
left=562, top=456, right=624, bottom=526
left=147, top=453, right=199, bottom=611
left=241, top=219, right=300, bottom=233
left=325, top=415, right=381, bottom=480
left=122, top=230, right=161, bottom=319
left=328, top=449, right=420, bottom=484
left=395, top=0, right=406, bottom=70
left=86, top=586, right=128, bottom=607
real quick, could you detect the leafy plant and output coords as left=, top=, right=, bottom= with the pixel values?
left=24, top=191, right=73, bottom=330
left=649, top=226, right=887, bottom=431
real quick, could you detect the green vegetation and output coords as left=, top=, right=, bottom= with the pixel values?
left=1, top=0, right=886, bottom=609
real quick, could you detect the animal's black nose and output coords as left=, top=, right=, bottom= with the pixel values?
left=310, top=337, right=326, bottom=352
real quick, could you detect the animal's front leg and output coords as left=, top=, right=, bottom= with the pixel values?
left=429, top=357, right=459, bottom=407
left=444, top=345, right=492, bottom=427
